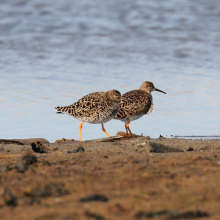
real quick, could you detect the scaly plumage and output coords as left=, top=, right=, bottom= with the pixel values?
left=56, top=89, right=121, bottom=141
left=114, top=81, right=166, bottom=136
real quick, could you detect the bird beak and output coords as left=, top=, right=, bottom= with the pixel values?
left=154, top=88, right=166, bottom=94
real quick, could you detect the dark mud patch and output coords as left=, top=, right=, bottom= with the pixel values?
left=85, top=211, right=106, bottom=220
left=134, top=210, right=209, bottom=219
left=0, top=138, right=49, bottom=145
left=31, top=141, right=51, bottom=153
left=135, top=210, right=168, bottom=219
left=170, top=210, right=209, bottom=219
left=150, top=142, right=184, bottom=153
left=68, top=146, right=85, bottom=153
left=0, top=139, right=24, bottom=145
left=79, top=194, right=108, bottom=202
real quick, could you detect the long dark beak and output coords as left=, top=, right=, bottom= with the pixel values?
left=155, top=88, right=166, bottom=94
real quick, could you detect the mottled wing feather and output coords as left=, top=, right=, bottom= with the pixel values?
left=56, top=92, right=119, bottom=123
left=115, top=90, right=152, bottom=119
left=71, top=92, right=104, bottom=118
left=56, top=92, right=103, bottom=117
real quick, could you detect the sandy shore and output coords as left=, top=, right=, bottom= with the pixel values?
left=0, top=134, right=220, bottom=220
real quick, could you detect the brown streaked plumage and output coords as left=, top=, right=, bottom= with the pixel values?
left=56, top=89, right=121, bottom=141
left=114, top=81, right=166, bottom=136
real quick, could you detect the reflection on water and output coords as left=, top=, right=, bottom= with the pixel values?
left=1, top=0, right=220, bottom=142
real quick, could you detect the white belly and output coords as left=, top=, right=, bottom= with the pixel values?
left=130, top=114, right=144, bottom=121
left=76, top=115, right=115, bottom=124
left=116, top=114, right=144, bottom=122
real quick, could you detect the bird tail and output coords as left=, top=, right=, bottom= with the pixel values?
left=55, top=106, right=67, bottom=114
left=55, top=106, right=63, bottom=113
left=55, top=106, right=74, bottom=115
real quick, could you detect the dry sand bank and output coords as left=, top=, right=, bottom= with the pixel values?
left=0, top=135, right=220, bottom=219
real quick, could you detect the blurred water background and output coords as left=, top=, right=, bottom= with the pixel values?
left=1, top=0, right=220, bottom=142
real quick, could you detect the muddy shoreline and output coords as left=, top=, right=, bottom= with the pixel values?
left=0, top=135, right=220, bottom=219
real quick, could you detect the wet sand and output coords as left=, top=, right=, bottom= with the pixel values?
left=0, top=134, right=220, bottom=220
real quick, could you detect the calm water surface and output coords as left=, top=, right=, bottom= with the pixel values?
left=1, top=0, right=220, bottom=142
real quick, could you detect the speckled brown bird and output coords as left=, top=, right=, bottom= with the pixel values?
left=114, top=81, right=166, bottom=136
left=55, top=90, right=121, bottom=141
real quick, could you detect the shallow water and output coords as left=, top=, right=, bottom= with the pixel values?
left=1, top=0, right=220, bottom=142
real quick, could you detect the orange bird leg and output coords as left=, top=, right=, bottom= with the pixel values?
left=125, top=119, right=133, bottom=136
left=79, top=121, right=84, bottom=141
left=101, top=123, right=111, bottom=137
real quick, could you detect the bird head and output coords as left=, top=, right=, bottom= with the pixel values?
left=139, top=81, right=166, bottom=94
left=107, top=90, right=121, bottom=102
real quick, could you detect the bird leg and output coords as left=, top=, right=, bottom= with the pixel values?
left=125, top=119, right=133, bottom=137
left=101, top=123, right=111, bottom=137
left=79, top=121, right=84, bottom=141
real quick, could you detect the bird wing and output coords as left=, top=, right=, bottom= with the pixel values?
left=56, top=92, right=105, bottom=116
left=69, top=92, right=107, bottom=117
left=115, top=90, right=152, bottom=119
